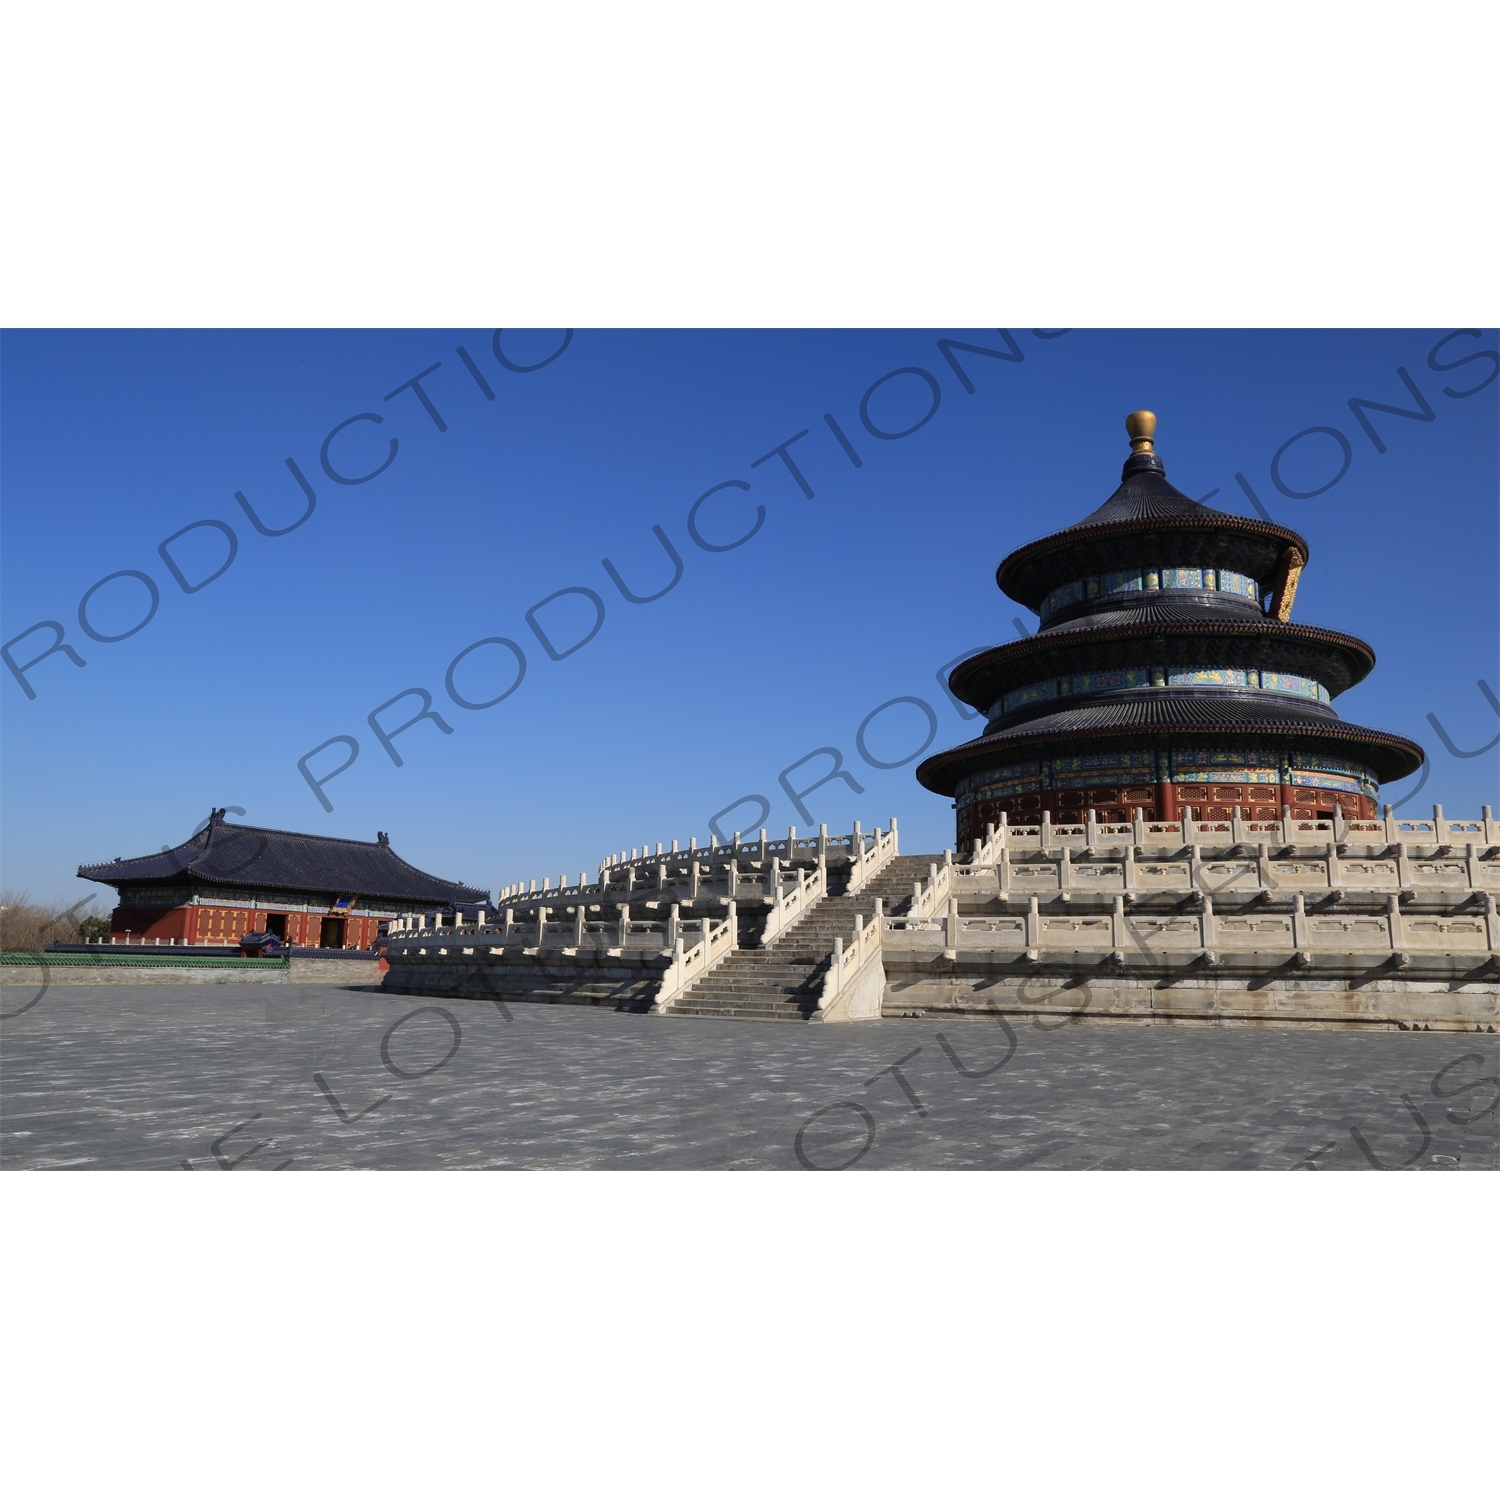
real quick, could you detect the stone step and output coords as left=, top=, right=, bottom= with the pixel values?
left=669, top=1006, right=811, bottom=1021
left=686, top=989, right=815, bottom=1004
left=671, top=995, right=809, bottom=1007
left=688, top=975, right=814, bottom=990
left=677, top=992, right=813, bottom=1009
left=680, top=979, right=810, bottom=993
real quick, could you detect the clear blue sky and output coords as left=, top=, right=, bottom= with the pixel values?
left=2, top=328, right=1496, bottom=906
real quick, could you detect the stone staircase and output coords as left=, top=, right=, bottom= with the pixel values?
left=667, top=854, right=934, bottom=1020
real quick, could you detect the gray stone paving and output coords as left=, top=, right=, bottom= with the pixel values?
left=2, top=981, right=1496, bottom=1170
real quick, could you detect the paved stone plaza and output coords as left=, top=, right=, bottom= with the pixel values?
left=2, top=981, right=1495, bottom=1170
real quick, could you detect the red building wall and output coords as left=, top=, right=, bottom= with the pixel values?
left=955, top=781, right=1378, bottom=851
left=108, top=903, right=382, bottom=947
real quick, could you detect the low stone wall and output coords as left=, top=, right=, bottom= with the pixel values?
left=0, top=961, right=288, bottom=987
left=0, top=954, right=380, bottom=987
left=382, top=947, right=672, bottom=1010
left=289, top=956, right=382, bottom=984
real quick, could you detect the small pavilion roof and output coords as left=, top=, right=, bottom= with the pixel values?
left=79, top=813, right=489, bottom=906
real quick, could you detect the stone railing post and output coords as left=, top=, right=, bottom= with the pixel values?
left=618, top=903, right=630, bottom=947
left=1292, top=892, right=1308, bottom=950
left=1123, top=845, right=1136, bottom=893
left=759, top=828, right=768, bottom=861
left=1058, top=844, right=1072, bottom=891
left=1112, top=894, right=1125, bottom=951
left=669, top=904, right=681, bottom=946
left=1086, top=807, right=1098, bottom=850
left=891, top=815, right=900, bottom=855
left=503, top=908, right=513, bottom=940
left=1483, top=805, right=1497, bottom=846
left=818, top=823, right=829, bottom=865
left=1026, top=895, right=1040, bottom=953
left=1133, top=807, right=1146, bottom=846
left=726, top=900, right=738, bottom=949
left=1383, top=804, right=1398, bottom=843
left=1467, top=842, right=1481, bottom=890
left=788, top=826, right=797, bottom=859
left=997, top=845, right=1010, bottom=898
left=1483, top=890, right=1499, bottom=952
left=833, top=934, right=845, bottom=994
left=1200, top=892, right=1215, bottom=951
left=1433, top=803, right=1448, bottom=845
left=690, top=861, right=701, bottom=900
left=946, top=897, right=959, bottom=955
left=1386, top=893, right=1404, bottom=952
left=1040, top=809, right=1053, bottom=850
left=537, top=906, right=550, bottom=943
left=1327, top=843, right=1342, bottom=889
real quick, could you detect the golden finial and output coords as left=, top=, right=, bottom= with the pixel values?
left=1125, top=410, right=1157, bottom=453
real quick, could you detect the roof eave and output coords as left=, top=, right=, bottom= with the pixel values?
left=947, top=619, right=1378, bottom=710
left=995, top=514, right=1311, bottom=608
left=915, top=721, right=1424, bottom=796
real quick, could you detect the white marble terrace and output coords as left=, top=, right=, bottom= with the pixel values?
left=382, top=807, right=1500, bottom=1026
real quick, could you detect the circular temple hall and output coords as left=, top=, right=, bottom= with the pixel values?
left=917, top=412, right=1425, bottom=848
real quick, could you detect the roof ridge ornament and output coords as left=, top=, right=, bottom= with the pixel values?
left=1122, top=410, right=1164, bottom=477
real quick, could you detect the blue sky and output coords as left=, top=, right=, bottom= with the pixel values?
left=2, top=328, right=1496, bottom=905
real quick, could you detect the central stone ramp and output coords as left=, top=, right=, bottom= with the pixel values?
left=669, top=855, right=933, bottom=1020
